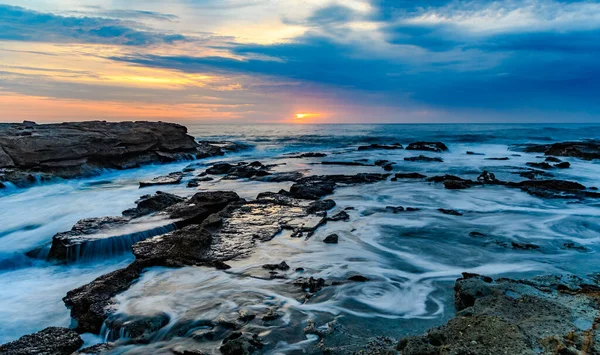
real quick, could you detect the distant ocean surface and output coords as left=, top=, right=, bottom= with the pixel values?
left=1, top=123, right=599, bottom=351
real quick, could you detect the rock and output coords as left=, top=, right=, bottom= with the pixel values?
left=394, top=172, right=426, bottom=179
left=0, top=181, right=5, bottom=188
left=328, top=211, right=350, bottom=221
left=406, top=142, right=448, bottom=153
left=466, top=151, right=485, bottom=155
left=511, top=242, right=540, bottom=250
left=515, top=179, right=588, bottom=199
left=262, top=261, right=290, bottom=271
left=438, top=208, right=463, bottom=216
left=321, top=161, right=372, bottom=166
left=562, top=242, right=590, bottom=252
left=358, top=143, right=403, bottom=151
left=348, top=275, right=369, bottom=282
left=306, top=199, right=336, bottom=213
left=477, top=170, right=500, bottom=184
left=521, top=141, right=600, bottom=160
left=47, top=216, right=176, bottom=262
left=104, top=312, right=170, bottom=341
left=382, top=163, right=394, bottom=171
left=515, top=168, right=554, bottom=179
left=295, top=277, right=326, bottom=293
left=75, top=343, right=114, bottom=354
left=485, top=157, right=509, bottom=160
left=0, top=121, right=229, bottom=186
left=469, top=231, right=487, bottom=238
left=545, top=156, right=562, bottom=163
left=219, top=332, right=263, bottom=355
left=406, top=207, right=420, bottom=212
left=404, top=155, right=443, bottom=162
left=0, top=327, right=83, bottom=355
left=262, top=309, right=282, bottom=321
left=289, top=174, right=389, bottom=200
left=400, top=273, right=600, bottom=354
left=289, top=152, right=327, bottom=158
left=444, top=180, right=474, bottom=190
left=386, top=206, right=405, bottom=213
left=252, top=171, right=303, bottom=182
left=206, top=161, right=272, bottom=179
left=139, top=172, right=183, bottom=187
left=555, top=161, right=571, bottom=168
left=122, top=191, right=185, bottom=218
left=323, top=234, right=339, bottom=244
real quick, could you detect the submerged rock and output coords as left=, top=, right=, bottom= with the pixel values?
left=0, top=327, right=83, bottom=355
left=206, top=161, right=272, bottom=180
left=328, top=211, right=350, bottom=221
left=262, top=261, right=290, bottom=271
left=438, top=208, right=463, bottom=216
left=393, top=172, right=426, bottom=179
left=404, top=155, right=443, bottom=162
left=406, top=141, right=448, bottom=153
left=357, top=143, right=403, bottom=151
left=288, top=152, right=327, bottom=158
left=219, top=332, right=263, bottom=355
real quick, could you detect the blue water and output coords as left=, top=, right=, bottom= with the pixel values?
left=0, top=124, right=599, bottom=351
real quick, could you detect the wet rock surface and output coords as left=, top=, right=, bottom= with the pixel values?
left=139, top=172, right=184, bottom=187
left=519, top=140, right=600, bottom=160
left=357, top=143, right=403, bottom=151
left=0, top=326, right=83, bottom=355
left=406, top=141, right=448, bottom=153
left=289, top=173, right=389, bottom=199
left=206, top=161, right=272, bottom=180
left=122, top=191, right=185, bottom=218
left=397, top=273, right=600, bottom=354
left=0, top=121, right=233, bottom=186
left=404, top=155, right=443, bottom=162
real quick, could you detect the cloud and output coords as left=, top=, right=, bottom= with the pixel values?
left=0, top=4, right=188, bottom=46
left=77, top=7, right=179, bottom=22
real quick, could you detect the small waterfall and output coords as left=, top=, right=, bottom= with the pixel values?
left=63, top=223, right=176, bottom=262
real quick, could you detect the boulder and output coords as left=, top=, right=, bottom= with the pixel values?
left=357, top=143, right=403, bottom=151
left=521, top=141, right=600, bottom=160
left=122, top=191, right=185, bottom=218
left=289, top=173, right=389, bottom=200
left=0, top=327, right=83, bottom=355
left=394, top=172, right=426, bottom=179
left=323, top=234, right=339, bottom=244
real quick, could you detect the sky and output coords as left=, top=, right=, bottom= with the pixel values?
left=0, top=0, right=599, bottom=123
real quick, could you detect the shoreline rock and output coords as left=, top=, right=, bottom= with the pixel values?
left=0, top=121, right=241, bottom=187
left=0, top=327, right=83, bottom=355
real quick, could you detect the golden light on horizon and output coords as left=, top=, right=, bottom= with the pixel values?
left=295, top=113, right=308, bottom=119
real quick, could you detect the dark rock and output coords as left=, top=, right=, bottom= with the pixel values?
left=321, top=161, right=372, bottom=166
left=122, top=191, right=185, bottom=218
left=404, top=155, right=443, bottom=162
left=521, top=141, right=600, bottom=160
left=466, top=151, right=485, bottom=155
left=406, top=141, right=448, bottom=153
left=515, top=179, right=588, bottom=199
left=394, top=172, right=426, bottom=179
left=485, top=157, right=510, bottom=160
left=545, top=156, right=562, bottom=163
left=306, top=199, right=336, bottom=213
left=555, top=161, right=571, bottom=169
left=323, top=234, right=339, bottom=244
left=469, top=231, right=487, bottom=238
left=262, top=261, right=290, bottom=271
left=139, top=172, right=183, bottom=187
left=295, top=277, right=326, bottom=293
left=328, top=211, right=350, bottom=221
left=438, top=209, right=463, bottom=216
left=75, top=343, right=113, bottom=354
left=104, top=312, right=170, bottom=341
left=0, top=121, right=228, bottom=186
left=406, top=207, right=420, bottom=212
left=374, top=160, right=389, bottom=166
left=562, top=242, right=590, bottom=252
left=444, top=180, right=474, bottom=190
left=252, top=171, right=303, bottom=182
left=511, top=242, right=540, bottom=250
left=63, top=262, right=146, bottom=333
left=348, top=275, right=369, bottom=282
left=386, top=206, right=405, bottom=213
left=206, top=161, right=272, bottom=180
left=0, top=327, right=83, bottom=355
left=289, top=173, right=389, bottom=200
left=206, top=163, right=234, bottom=175
left=289, top=152, right=327, bottom=158
left=358, top=143, right=403, bottom=151
left=382, top=163, right=394, bottom=171
left=477, top=170, right=500, bottom=184
left=219, top=332, right=263, bottom=355
left=262, top=309, right=282, bottom=321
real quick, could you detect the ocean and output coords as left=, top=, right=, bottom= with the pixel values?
left=1, top=123, right=599, bottom=353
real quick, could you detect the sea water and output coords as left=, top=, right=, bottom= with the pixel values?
left=0, top=124, right=599, bottom=352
